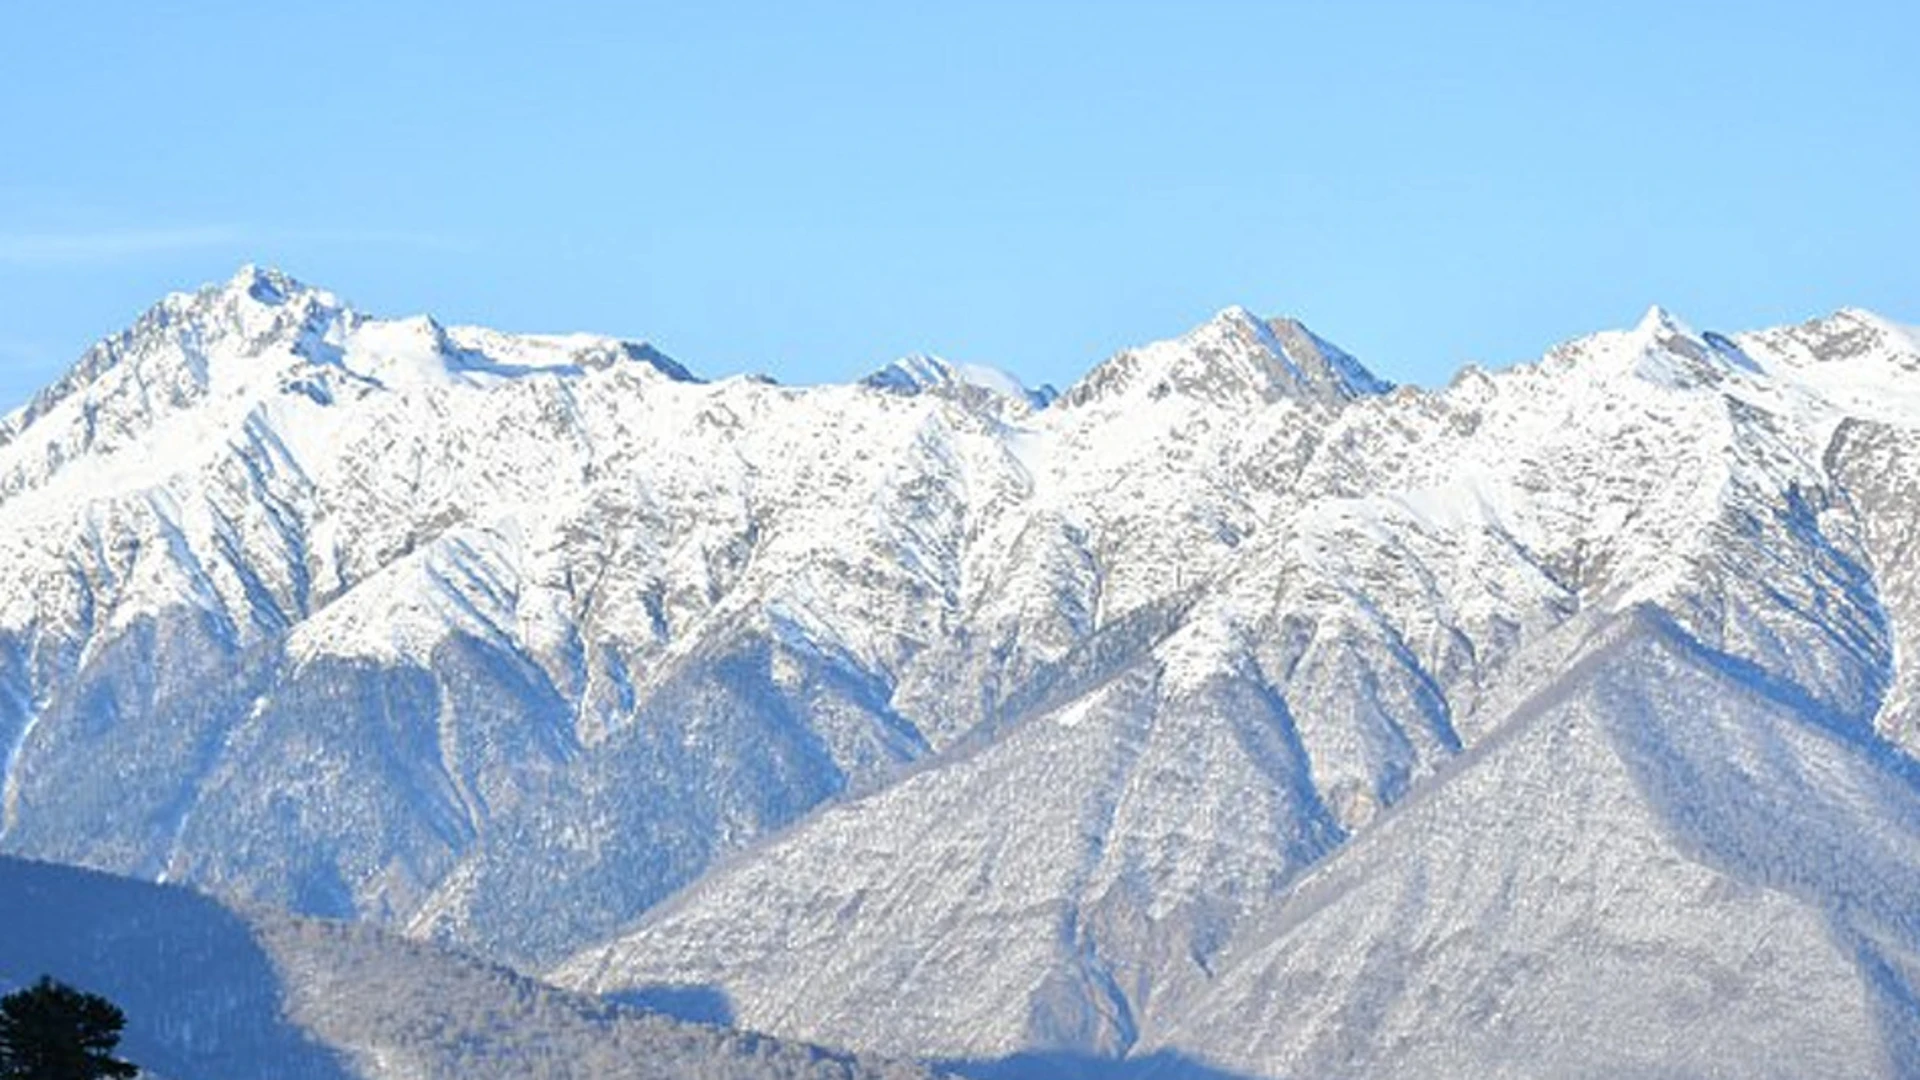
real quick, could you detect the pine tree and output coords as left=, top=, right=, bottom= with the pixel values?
left=0, top=977, right=139, bottom=1080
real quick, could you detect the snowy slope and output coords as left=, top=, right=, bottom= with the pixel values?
left=1132, top=607, right=1920, bottom=1079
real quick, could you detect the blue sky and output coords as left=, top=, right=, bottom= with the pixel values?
left=2, top=1, right=1915, bottom=404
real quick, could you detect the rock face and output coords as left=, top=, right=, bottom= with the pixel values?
left=3, top=269, right=1920, bottom=1076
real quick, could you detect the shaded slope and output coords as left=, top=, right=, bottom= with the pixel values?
left=554, top=650, right=1348, bottom=1063
left=1, top=855, right=356, bottom=1080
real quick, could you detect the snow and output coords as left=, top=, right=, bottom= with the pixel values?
left=3, top=266, right=1920, bottom=1077
left=862, top=352, right=1050, bottom=412
left=1135, top=609, right=1920, bottom=1079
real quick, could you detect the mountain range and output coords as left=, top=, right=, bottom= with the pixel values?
left=3, top=266, right=1918, bottom=1078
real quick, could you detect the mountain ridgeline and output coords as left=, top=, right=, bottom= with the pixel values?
left=3, top=267, right=1919, bottom=1078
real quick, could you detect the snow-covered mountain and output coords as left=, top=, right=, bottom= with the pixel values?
left=3, top=267, right=1918, bottom=1076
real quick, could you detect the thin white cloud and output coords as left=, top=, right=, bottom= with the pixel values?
left=273, top=227, right=474, bottom=254
left=0, top=225, right=246, bottom=265
left=0, top=224, right=474, bottom=265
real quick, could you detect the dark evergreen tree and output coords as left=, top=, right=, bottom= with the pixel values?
left=0, top=977, right=139, bottom=1080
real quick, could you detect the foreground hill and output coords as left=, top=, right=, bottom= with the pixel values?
left=0, top=855, right=935, bottom=1080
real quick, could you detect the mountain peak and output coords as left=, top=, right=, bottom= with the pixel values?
left=1206, top=303, right=1264, bottom=330
left=1262, top=314, right=1394, bottom=398
left=1542, top=304, right=1773, bottom=388
left=1634, top=303, right=1696, bottom=340
left=1060, top=307, right=1390, bottom=409
left=229, top=262, right=288, bottom=301
left=1627, top=304, right=1779, bottom=381
left=214, top=263, right=337, bottom=313
left=1193, top=306, right=1392, bottom=400
left=2, top=267, right=345, bottom=440
left=862, top=353, right=1054, bottom=410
